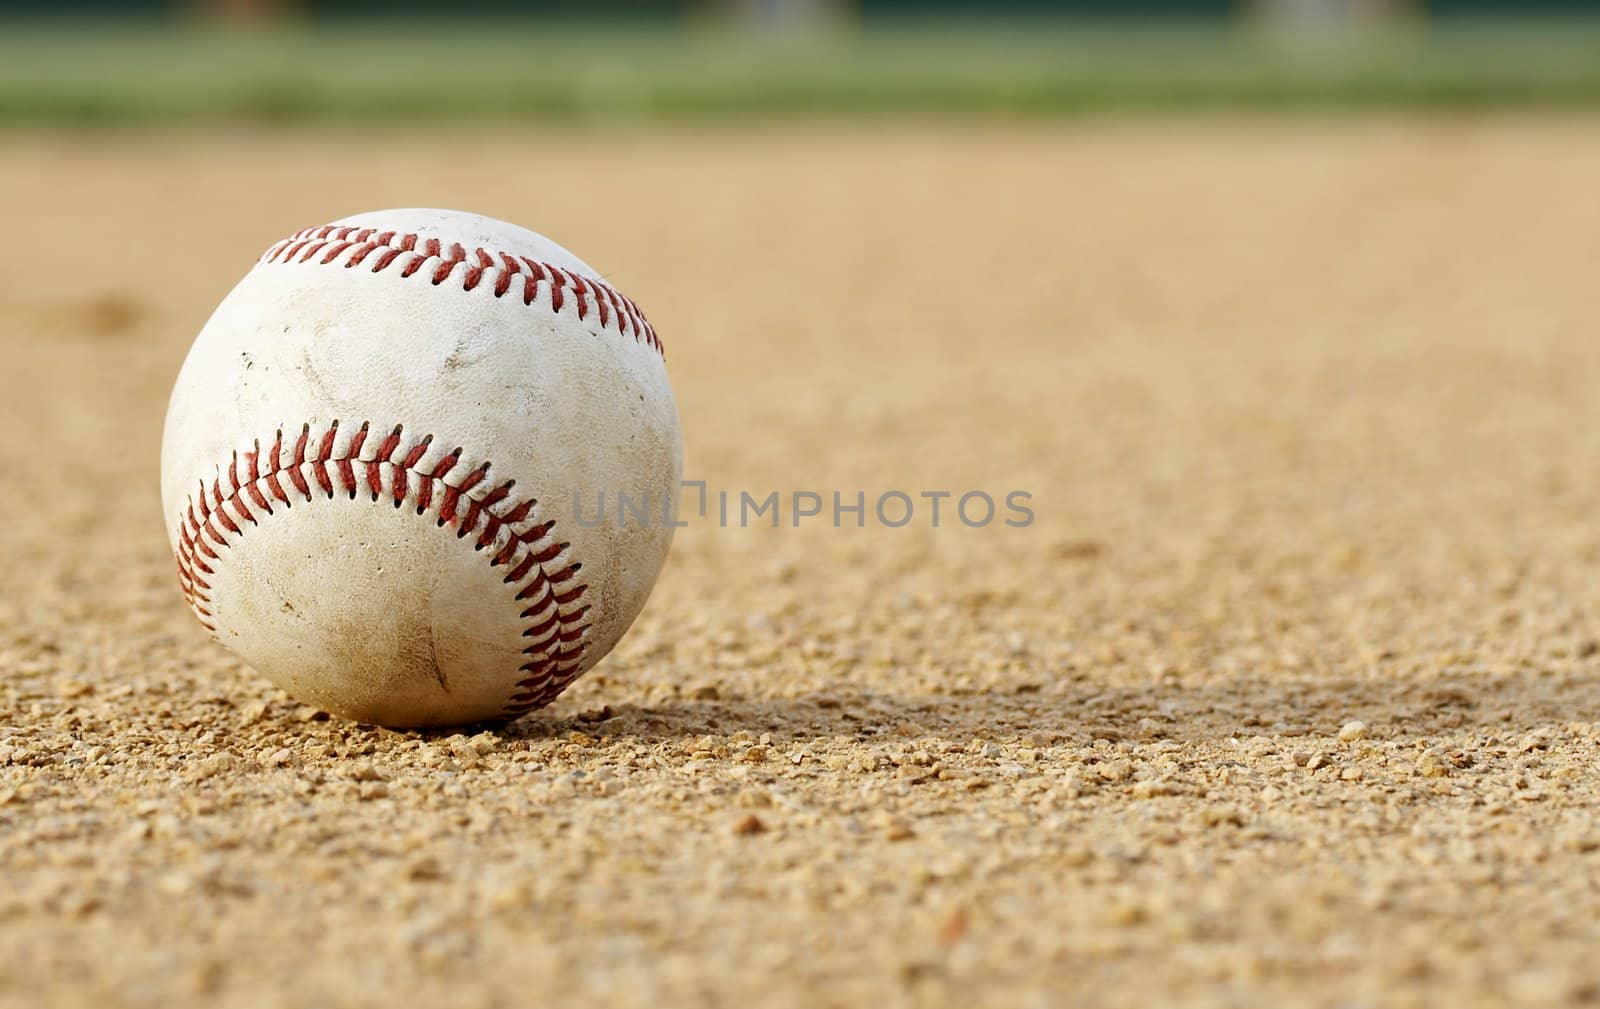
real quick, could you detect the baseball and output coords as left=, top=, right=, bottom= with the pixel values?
left=160, top=208, right=681, bottom=727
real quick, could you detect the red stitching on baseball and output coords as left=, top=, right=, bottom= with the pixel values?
left=261, top=224, right=663, bottom=356
left=172, top=420, right=593, bottom=718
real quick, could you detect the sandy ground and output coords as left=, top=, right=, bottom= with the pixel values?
left=2, top=119, right=1600, bottom=1008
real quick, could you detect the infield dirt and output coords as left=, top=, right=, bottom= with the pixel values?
left=2, top=120, right=1600, bottom=1008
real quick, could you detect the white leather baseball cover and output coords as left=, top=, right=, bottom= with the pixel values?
left=161, top=209, right=681, bottom=727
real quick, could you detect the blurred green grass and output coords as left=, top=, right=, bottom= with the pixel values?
left=3, top=18, right=1600, bottom=123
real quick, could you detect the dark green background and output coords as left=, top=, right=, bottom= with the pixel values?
left=5, top=0, right=1599, bottom=17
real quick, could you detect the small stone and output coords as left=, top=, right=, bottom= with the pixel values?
left=733, top=814, right=767, bottom=836
left=1417, top=749, right=1451, bottom=778
left=184, top=753, right=237, bottom=783
left=407, top=857, right=444, bottom=881
left=264, top=747, right=295, bottom=768
left=884, top=817, right=916, bottom=841
left=1338, top=720, right=1368, bottom=743
left=1132, top=778, right=1182, bottom=798
left=1099, top=759, right=1133, bottom=783
left=350, top=761, right=386, bottom=782
left=1518, top=731, right=1553, bottom=753
left=358, top=782, right=389, bottom=801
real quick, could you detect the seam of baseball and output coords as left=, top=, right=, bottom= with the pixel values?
left=173, top=419, right=592, bottom=719
left=261, top=223, right=664, bottom=358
